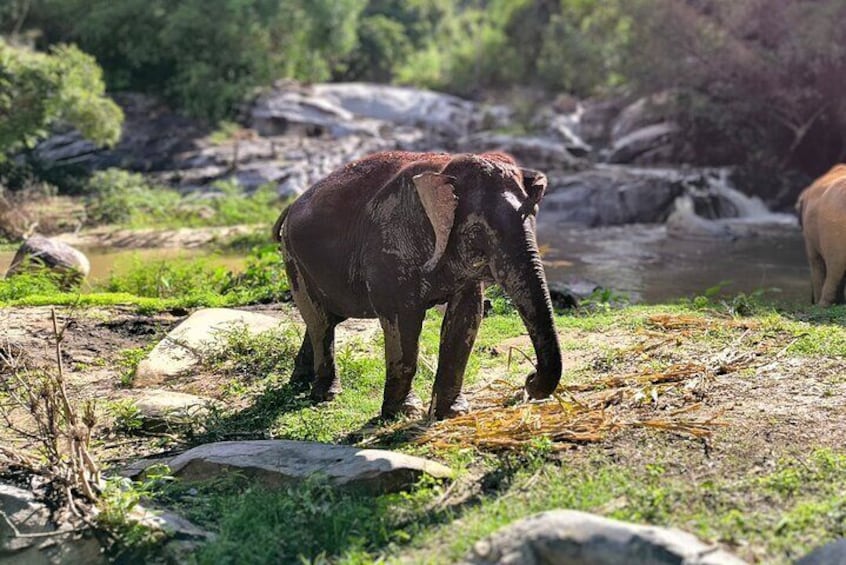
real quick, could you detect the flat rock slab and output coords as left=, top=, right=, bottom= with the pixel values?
left=135, top=308, right=287, bottom=385
left=128, top=388, right=217, bottom=432
left=464, top=510, right=746, bottom=565
left=157, top=440, right=452, bottom=495
left=134, top=308, right=380, bottom=385
left=797, top=538, right=846, bottom=565
left=0, top=483, right=105, bottom=564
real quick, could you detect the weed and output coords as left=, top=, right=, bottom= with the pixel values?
left=116, top=347, right=151, bottom=387
left=108, top=398, right=143, bottom=434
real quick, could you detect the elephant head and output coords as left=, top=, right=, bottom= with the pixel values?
left=411, top=155, right=563, bottom=400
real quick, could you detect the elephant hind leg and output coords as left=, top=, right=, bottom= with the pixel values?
left=287, top=262, right=344, bottom=402
left=807, top=247, right=825, bottom=304
left=290, top=331, right=314, bottom=388
left=818, top=258, right=846, bottom=307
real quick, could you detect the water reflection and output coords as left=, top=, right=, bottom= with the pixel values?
left=538, top=223, right=808, bottom=304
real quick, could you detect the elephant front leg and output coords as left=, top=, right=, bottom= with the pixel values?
left=380, top=313, right=425, bottom=419
left=433, top=284, right=483, bottom=419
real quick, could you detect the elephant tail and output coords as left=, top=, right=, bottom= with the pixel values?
left=795, top=194, right=805, bottom=229
left=271, top=206, right=290, bottom=243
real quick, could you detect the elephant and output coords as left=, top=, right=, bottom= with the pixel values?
left=273, top=150, right=562, bottom=419
left=797, top=164, right=846, bottom=306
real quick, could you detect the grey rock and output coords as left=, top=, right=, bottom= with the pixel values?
left=157, top=440, right=452, bottom=494
left=5, top=235, right=90, bottom=286
left=127, top=389, right=217, bottom=433
left=250, top=86, right=382, bottom=138
left=610, top=93, right=675, bottom=142
left=314, top=82, right=478, bottom=137
left=0, top=483, right=105, bottom=564
left=134, top=308, right=287, bottom=385
left=797, top=539, right=846, bottom=565
left=457, top=132, right=585, bottom=172
left=608, top=122, right=681, bottom=165
left=33, top=93, right=205, bottom=173
left=463, top=510, right=746, bottom=565
left=541, top=167, right=684, bottom=227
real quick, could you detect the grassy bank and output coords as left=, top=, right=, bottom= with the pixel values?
left=2, top=252, right=846, bottom=563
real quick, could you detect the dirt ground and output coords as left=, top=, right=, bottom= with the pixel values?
left=3, top=304, right=845, bottom=482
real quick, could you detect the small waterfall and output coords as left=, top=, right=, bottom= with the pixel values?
left=707, top=169, right=772, bottom=219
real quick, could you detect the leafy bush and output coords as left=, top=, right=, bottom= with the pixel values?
left=84, top=169, right=283, bottom=228
left=0, top=269, right=64, bottom=301
left=84, top=169, right=180, bottom=225
left=30, top=0, right=367, bottom=121
left=101, top=255, right=232, bottom=300
left=0, top=39, right=122, bottom=159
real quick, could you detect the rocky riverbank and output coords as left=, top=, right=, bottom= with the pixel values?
left=30, top=82, right=801, bottom=234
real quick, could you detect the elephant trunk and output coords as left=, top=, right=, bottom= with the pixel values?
left=491, top=226, right=562, bottom=399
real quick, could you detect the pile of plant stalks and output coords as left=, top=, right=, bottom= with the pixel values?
left=414, top=314, right=763, bottom=452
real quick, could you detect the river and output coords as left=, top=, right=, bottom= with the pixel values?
left=1, top=222, right=810, bottom=306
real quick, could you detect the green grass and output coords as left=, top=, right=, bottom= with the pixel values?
left=0, top=243, right=289, bottom=312
left=5, top=255, right=846, bottom=563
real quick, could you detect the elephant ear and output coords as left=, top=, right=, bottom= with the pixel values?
left=413, top=171, right=458, bottom=271
left=519, top=169, right=548, bottom=219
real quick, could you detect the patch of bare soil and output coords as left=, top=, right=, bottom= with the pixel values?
left=55, top=224, right=262, bottom=250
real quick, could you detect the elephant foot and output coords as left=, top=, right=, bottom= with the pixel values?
left=434, top=393, right=470, bottom=420
left=311, top=378, right=342, bottom=403
left=381, top=392, right=424, bottom=420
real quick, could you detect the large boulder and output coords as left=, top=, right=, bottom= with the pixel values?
left=5, top=235, right=90, bottom=286
left=608, top=122, right=682, bottom=165
left=463, top=510, right=746, bottom=565
left=313, top=82, right=483, bottom=138
left=33, top=93, right=206, bottom=173
left=606, top=93, right=689, bottom=165
left=150, top=440, right=453, bottom=494
left=0, top=483, right=105, bottom=564
left=457, top=133, right=586, bottom=172
left=134, top=308, right=381, bottom=385
left=540, top=167, right=684, bottom=227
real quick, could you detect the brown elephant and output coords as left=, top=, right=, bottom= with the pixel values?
left=797, top=164, right=846, bottom=306
left=273, top=151, right=562, bottom=419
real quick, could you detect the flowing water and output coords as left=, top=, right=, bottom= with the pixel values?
left=1, top=223, right=809, bottom=305
left=538, top=223, right=808, bottom=304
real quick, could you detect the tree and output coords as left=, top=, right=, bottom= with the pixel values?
left=0, top=39, right=123, bottom=160
left=26, top=0, right=367, bottom=122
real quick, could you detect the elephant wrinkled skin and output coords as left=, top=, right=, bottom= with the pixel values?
left=797, top=164, right=846, bottom=306
left=273, top=151, right=562, bottom=419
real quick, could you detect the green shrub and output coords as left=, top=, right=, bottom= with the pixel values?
left=0, top=270, right=64, bottom=301
left=84, top=169, right=180, bottom=225
left=84, top=169, right=283, bottom=228
left=100, top=255, right=232, bottom=300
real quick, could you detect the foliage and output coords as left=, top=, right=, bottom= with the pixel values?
left=0, top=39, right=123, bottom=160
left=619, top=0, right=846, bottom=186
left=29, top=0, right=366, bottom=121
left=84, top=169, right=284, bottom=228
left=0, top=269, right=63, bottom=301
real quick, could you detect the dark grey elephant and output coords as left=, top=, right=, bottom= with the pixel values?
left=273, top=151, right=562, bottom=419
